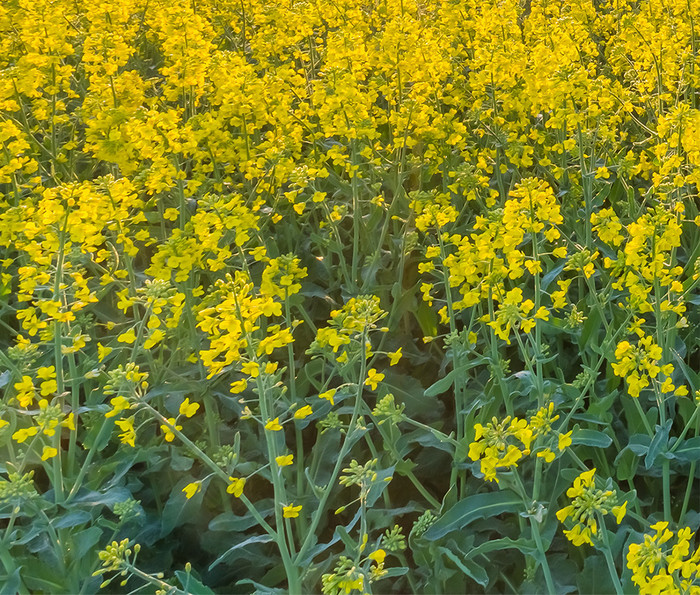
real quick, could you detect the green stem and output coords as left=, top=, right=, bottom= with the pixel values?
left=599, top=521, right=624, bottom=595
left=530, top=518, right=556, bottom=595
left=295, top=333, right=369, bottom=565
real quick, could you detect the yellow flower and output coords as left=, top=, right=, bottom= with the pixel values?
left=241, top=361, right=260, bottom=378
left=143, top=329, right=165, bottom=350
left=41, top=446, right=58, bottom=461
left=230, top=379, right=248, bottom=394
left=117, top=328, right=137, bottom=344
left=319, top=388, right=336, bottom=405
left=160, top=418, right=182, bottom=442
left=37, top=366, right=57, bottom=397
left=294, top=405, right=313, bottom=419
left=558, top=431, right=573, bottom=451
left=364, top=369, right=384, bottom=391
left=115, top=417, right=136, bottom=447
left=179, top=398, right=200, bottom=418
left=387, top=348, right=402, bottom=365
left=227, top=477, right=245, bottom=497
left=557, top=469, right=625, bottom=548
left=275, top=454, right=294, bottom=467
left=368, top=549, right=386, bottom=564
left=13, top=375, right=35, bottom=408
left=595, top=166, right=611, bottom=179
left=12, top=426, right=39, bottom=444
left=612, top=501, right=627, bottom=524
left=265, top=417, right=283, bottom=431
left=536, top=449, right=556, bottom=463
left=283, top=503, right=302, bottom=518
left=182, top=482, right=201, bottom=500
left=105, top=396, right=131, bottom=418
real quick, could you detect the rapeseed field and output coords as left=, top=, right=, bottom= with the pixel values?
left=1, top=0, right=700, bottom=592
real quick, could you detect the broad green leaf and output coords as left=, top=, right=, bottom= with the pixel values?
left=73, top=527, right=102, bottom=559
left=53, top=510, right=92, bottom=529
left=160, top=477, right=207, bottom=538
left=0, top=567, right=23, bottom=595
left=209, top=535, right=275, bottom=570
left=578, top=306, right=602, bottom=349
left=670, top=436, right=700, bottom=462
left=174, top=570, right=215, bottom=594
left=645, top=420, right=672, bottom=470
left=438, top=546, right=488, bottom=587
left=466, top=537, right=537, bottom=560
left=424, top=492, right=524, bottom=541
left=424, top=370, right=457, bottom=398
left=626, top=434, right=651, bottom=456
left=208, top=512, right=261, bottom=533
left=571, top=428, right=613, bottom=448
left=577, top=553, right=617, bottom=594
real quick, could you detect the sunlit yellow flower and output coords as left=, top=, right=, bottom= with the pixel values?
left=12, top=426, right=39, bottom=444
left=319, top=389, right=336, bottom=405
left=275, top=454, right=294, bottom=467
left=182, top=482, right=201, bottom=500
left=265, top=418, right=283, bottom=432
left=294, top=405, right=313, bottom=420
left=179, top=398, right=200, bottom=418
left=364, top=369, right=384, bottom=391
left=283, top=503, right=302, bottom=518
left=227, top=477, right=245, bottom=497
left=160, top=418, right=182, bottom=442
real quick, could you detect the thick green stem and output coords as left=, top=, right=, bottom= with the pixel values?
left=296, top=333, right=368, bottom=565
left=530, top=518, right=556, bottom=595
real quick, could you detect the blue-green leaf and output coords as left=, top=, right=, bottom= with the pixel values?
left=424, top=492, right=523, bottom=541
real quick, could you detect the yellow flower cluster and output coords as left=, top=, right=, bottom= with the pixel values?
left=310, top=295, right=386, bottom=364
left=627, top=522, right=700, bottom=595
left=468, top=404, right=572, bottom=483
left=196, top=270, right=296, bottom=377
left=611, top=330, right=687, bottom=399
left=421, top=179, right=565, bottom=319
left=556, top=469, right=627, bottom=547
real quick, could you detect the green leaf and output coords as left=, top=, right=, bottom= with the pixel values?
left=578, top=306, right=602, bottom=350
left=423, top=492, right=524, bottom=541
left=615, top=448, right=639, bottom=482
left=645, top=420, right=672, bottom=470
left=53, top=510, right=92, bottom=529
left=235, top=578, right=287, bottom=594
left=577, top=553, right=616, bottom=594
left=571, top=428, right=613, bottom=448
left=208, top=512, right=261, bottom=533
left=367, top=465, right=395, bottom=507
left=0, top=567, right=23, bottom=595
left=160, top=477, right=207, bottom=538
left=414, top=302, right=438, bottom=337
left=174, top=570, right=215, bottom=594
left=466, top=537, right=537, bottom=560
left=424, top=371, right=456, bottom=398
left=73, top=527, right=102, bottom=559
left=208, top=535, right=274, bottom=571
left=424, top=357, right=489, bottom=398
left=381, top=567, right=409, bottom=579
left=670, top=436, right=700, bottom=462
left=438, top=546, right=488, bottom=587
left=625, top=434, right=651, bottom=456
left=71, top=487, right=132, bottom=509
left=334, top=525, right=358, bottom=553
